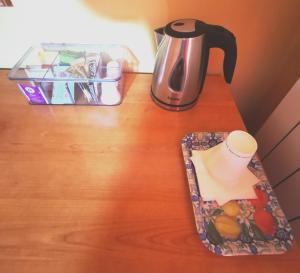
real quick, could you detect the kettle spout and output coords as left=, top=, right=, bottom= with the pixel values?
left=154, top=27, right=165, bottom=49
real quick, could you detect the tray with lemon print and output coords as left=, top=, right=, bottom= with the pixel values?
left=182, top=132, right=293, bottom=256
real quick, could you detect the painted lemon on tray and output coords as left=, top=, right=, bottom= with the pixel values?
left=222, top=200, right=240, bottom=217
left=214, top=215, right=241, bottom=239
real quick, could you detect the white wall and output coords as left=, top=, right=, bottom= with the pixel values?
left=0, top=0, right=155, bottom=71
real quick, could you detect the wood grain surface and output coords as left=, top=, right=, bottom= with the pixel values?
left=0, top=70, right=299, bottom=273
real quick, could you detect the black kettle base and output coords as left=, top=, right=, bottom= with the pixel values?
left=150, top=91, right=197, bottom=111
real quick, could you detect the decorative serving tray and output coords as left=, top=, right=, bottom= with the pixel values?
left=182, top=132, right=293, bottom=256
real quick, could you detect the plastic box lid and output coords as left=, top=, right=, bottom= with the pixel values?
left=8, top=43, right=124, bottom=82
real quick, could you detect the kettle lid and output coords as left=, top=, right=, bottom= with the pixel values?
left=165, top=19, right=206, bottom=38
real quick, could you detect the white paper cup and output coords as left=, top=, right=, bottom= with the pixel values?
left=205, top=130, right=258, bottom=186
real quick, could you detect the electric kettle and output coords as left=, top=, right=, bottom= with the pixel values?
left=151, top=19, right=237, bottom=111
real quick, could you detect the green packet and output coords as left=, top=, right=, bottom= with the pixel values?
left=58, top=50, right=85, bottom=65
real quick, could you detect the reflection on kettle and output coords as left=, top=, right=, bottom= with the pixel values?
left=151, top=19, right=237, bottom=111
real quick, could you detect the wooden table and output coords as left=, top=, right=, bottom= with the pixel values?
left=0, top=70, right=299, bottom=273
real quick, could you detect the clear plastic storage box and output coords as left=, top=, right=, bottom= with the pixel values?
left=8, top=43, right=125, bottom=105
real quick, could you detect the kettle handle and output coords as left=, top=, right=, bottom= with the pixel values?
left=207, top=25, right=237, bottom=83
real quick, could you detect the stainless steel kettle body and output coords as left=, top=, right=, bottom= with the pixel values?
left=151, top=19, right=237, bottom=111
